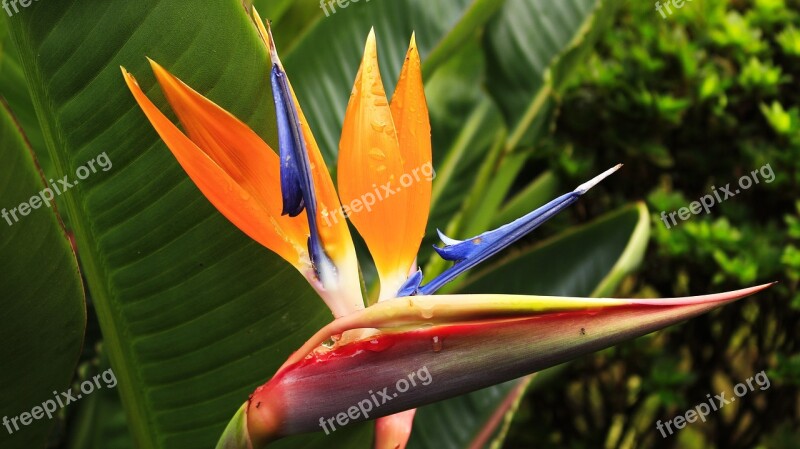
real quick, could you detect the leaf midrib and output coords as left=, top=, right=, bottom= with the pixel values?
left=9, top=17, right=158, bottom=449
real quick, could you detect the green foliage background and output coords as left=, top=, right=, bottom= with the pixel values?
left=504, top=0, right=800, bottom=447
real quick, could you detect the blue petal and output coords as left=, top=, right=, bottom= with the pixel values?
left=418, top=165, right=622, bottom=295
left=271, top=64, right=334, bottom=278
left=272, top=71, right=306, bottom=217
left=396, top=269, right=424, bottom=297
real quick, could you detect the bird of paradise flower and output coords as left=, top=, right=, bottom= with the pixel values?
left=120, top=10, right=773, bottom=449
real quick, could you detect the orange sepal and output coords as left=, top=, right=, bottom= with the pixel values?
left=121, top=66, right=306, bottom=266
left=338, top=29, right=419, bottom=299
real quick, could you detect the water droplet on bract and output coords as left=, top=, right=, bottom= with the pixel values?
left=365, top=336, right=394, bottom=352
left=322, top=336, right=337, bottom=348
left=369, top=147, right=386, bottom=160
left=240, top=190, right=250, bottom=201
left=371, top=121, right=386, bottom=132
left=420, top=304, right=434, bottom=319
left=375, top=164, right=387, bottom=172
left=373, top=98, right=388, bottom=107
left=432, top=336, right=442, bottom=352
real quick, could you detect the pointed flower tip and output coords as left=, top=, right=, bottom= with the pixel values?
left=574, top=163, right=622, bottom=194
left=252, top=6, right=282, bottom=68
left=405, top=33, right=420, bottom=64
left=624, top=282, right=776, bottom=307
left=146, top=57, right=170, bottom=78
left=147, top=58, right=171, bottom=82
left=365, top=27, right=377, bottom=53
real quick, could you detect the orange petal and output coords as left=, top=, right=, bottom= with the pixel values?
left=338, top=29, right=417, bottom=299
left=121, top=67, right=306, bottom=266
left=387, top=33, right=432, bottom=294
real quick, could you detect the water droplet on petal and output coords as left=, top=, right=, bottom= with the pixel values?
left=432, top=336, right=442, bottom=352
left=369, top=147, right=386, bottom=160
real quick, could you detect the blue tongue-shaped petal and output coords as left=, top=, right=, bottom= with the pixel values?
left=273, top=73, right=306, bottom=217
left=411, top=164, right=623, bottom=295
left=396, top=269, right=424, bottom=297
left=270, top=57, right=334, bottom=280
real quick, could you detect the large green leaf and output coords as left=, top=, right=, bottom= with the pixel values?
left=408, top=203, right=650, bottom=449
left=0, top=103, right=85, bottom=449
left=0, top=19, right=45, bottom=163
left=491, top=170, right=560, bottom=228
left=484, top=0, right=620, bottom=147
left=6, top=2, right=370, bottom=448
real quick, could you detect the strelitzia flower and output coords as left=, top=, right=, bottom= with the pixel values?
left=121, top=12, right=774, bottom=449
